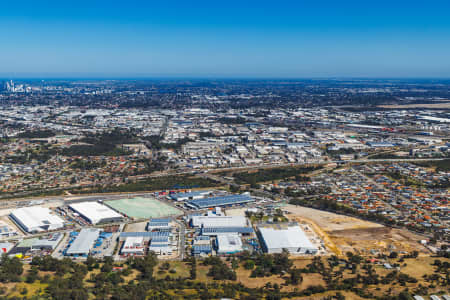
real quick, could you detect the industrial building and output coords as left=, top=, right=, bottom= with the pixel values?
left=149, top=235, right=172, bottom=255
left=0, top=242, right=14, bottom=254
left=121, top=236, right=145, bottom=255
left=170, top=190, right=211, bottom=201
left=69, top=202, right=123, bottom=224
left=0, top=221, right=17, bottom=238
left=10, top=206, right=64, bottom=233
left=258, top=224, right=318, bottom=255
left=192, top=236, right=212, bottom=256
left=66, top=228, right=101, bottom=256
left=119, top=231, right=169, bottom=241
left=190, top=215, right=249, bottom=228
left=31, top=233, right=63, bottom=251
left=201, top=227, right=254, bottom=236
left=192, top=244, right=212, bottom=256
left=186, top=194, right=254, bottom=209
left=216, top=234, right=243, bottom=254
left=147, top=218, right=171, bottom=231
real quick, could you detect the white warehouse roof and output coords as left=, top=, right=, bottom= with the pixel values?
left=66, top=228, right=101, bottom=255
left=121, top=236, right=145, bottom=254
left=191, top=215, right=248, bottom=228
left=259, top=225, right=318, bottom=255
left=10, top=206, right=64, bottom=233
left=69, top=202, right=123, bottom=224
left=217, top=234, right=243, bottom=254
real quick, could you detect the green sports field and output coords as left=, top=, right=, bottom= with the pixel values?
left=105, top=197, right=181, bottom=219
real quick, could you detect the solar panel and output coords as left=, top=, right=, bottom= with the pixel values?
left=187, top=194, right=254, bottom=209
left=193, top=245, right=212, bottom=252
left=149, top=218, right=171, bottom=223
left=147, top=222, right=169, bottom=227
left=120, top=232, right=169, bottom=238
left=152, top=236, right=169, bottom=243
left=201, top=227, right=254, bottom=234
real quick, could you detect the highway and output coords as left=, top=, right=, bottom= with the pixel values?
left=0, top=157, right=446, bottom=201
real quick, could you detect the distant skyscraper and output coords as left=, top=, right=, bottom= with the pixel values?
left=6, top=80, right=14, bottom=92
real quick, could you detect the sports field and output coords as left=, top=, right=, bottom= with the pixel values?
left=105, top=197, right=181, bottom=219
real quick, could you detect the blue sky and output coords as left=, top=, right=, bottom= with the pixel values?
left=1, top=0, right=450, bottom=78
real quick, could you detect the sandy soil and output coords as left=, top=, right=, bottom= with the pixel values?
left=329, top=227, right=429, bottom=255
left=123, top=221, right=147, bottom=232
left=225, top=207, right=247, bottom=217
left=283, top=204, right=383, bottom=231
left=283, top=204, right=429, bottom=255
left=378, top=102, right=450, bottom=109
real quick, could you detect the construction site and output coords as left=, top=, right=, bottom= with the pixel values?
left=283, top=204, right=431, bottom=257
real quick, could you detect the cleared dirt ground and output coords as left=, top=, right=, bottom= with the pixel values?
left=283, top=204, right=429, bottom=255
left=284, top=205, right=383, bottom=231
left=225, top=207, right=247, bottom=217
left=378, top=102, right=450, bottom=109
left=123, top=221, right=147, bottom=232
left=329, top=226, right=429, bottom=255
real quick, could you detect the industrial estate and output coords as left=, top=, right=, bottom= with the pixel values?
left=0, top=79, right=448, bottom=299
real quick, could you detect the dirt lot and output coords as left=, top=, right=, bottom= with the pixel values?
left=284, top=205, right=383, bottom=232
left=283, top=204, right=429, bottom=255
left=378, top=102, right=450, bottom=109
left=123, top=221, right=147, bottom=232
left=329, top=227, right=429, bottom=255
left=225, top=207, right=247, bottom=217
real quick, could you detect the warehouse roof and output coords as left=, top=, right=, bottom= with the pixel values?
left=151, top=236, right=169, bottom=243
left=201, top=227, right=254, bottom=235
left=66, top=228, right=101, bottom=255
left=120, top=231, right=169, bottom=238
left=0, top=242, right=14, bottom=254
left=149, top=218, right=171, bottom=223
left=10, top=206, right=64, bottom=232
left=258, top=225, right=316, bottom=251
left=217, top=234, right=243, bottom=253
left=192, top=244, right=212, bottom=253
left=191, top=215, right=248, bottom=228
left=149, top=243, right=170, bottom=249
left=31, top=233, right=63, bottom=250
left=170, top=191, right=210, bottom=201
left=69, top=202, right=123, bottom=224
left=147, top=218, right=171, bottom=228
left=187, top=194, right=254, bottom=209
left=147, top=222, right=169, bottom=227
left=122, top=236, right=144, bottom=250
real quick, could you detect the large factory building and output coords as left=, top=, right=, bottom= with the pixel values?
left=258, top=224, right=318, bottom=255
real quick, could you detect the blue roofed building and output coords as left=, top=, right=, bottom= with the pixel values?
left=186, top=194, right=254, bottom=209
